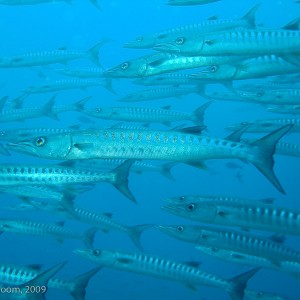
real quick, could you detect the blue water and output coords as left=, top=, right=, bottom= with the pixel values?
left=0, top=0, right=300, bottom=299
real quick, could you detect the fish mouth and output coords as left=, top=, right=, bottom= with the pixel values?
left=156, top=225, right=177, bottom=233
left=73, top=249, right=86, bottom=256
left=153, top=43, right=181, bottom=53
left=160, top=205, right=183, bottom=214
left=6, top=142, right=38, bottom=156
left=102, top=68, right=123, bottom=78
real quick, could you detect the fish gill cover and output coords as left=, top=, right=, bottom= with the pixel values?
left=0, top=0, right=299, bottom=300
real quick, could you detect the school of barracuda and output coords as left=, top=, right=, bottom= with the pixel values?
left=0, top=0, right=299, bottom=299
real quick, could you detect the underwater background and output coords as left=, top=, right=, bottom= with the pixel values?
left=0, top=0, right=299, bottom=299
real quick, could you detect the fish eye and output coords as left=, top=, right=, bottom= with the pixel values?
left=179, top=196, right=185, bottom=201
left=209, top=66, right=218, bottom=73
left=185, top=203, right=196, bottom=211
left=95, top=108, right=102, bottom=113
left=136, top=36, right=143, bottom=42
left=212, top=247, right=218, bottom=252
left=92, top=249, right=101, bottom=256
left=176, top=226, right=184, bottom=232
left=175, top=37, right=185, bottom=45
left=256, top=292, right=263, bottom=297
left=256, top=91, right=264, bottom=97
left=121, top=62, right=130, bottom=70
left=35, top=137, right=46, bottom=147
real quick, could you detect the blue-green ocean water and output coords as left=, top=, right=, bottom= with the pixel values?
left=0, top=1, right=299, bottom=299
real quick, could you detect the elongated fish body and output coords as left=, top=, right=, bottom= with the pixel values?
left=276, top=142, right=300, bottom=157
left=0, top=262, right=66, bottom=300
left=228, top=118, right=300, bottom=133
left=191, top=56, right=300, bottom=81
left=267, top=105, right=300, bottom=114
left=0, top=263, right=100, bottom=300
left=0, top=164, right=118, bottom=186
left=0, top=185, right=75, bottom=202
left=23, top=79, right=110, bottom=94
left=0, top=0, right=70, bottom=5
left=0, top=161, right=135, bottom=202
left=83, top=102, right=209, bottom=126
left=162, top=195, right=300, bottom=235
left=118, top=86, right=201, bottom=102
left=0, top=218, right=95, bottom=247
left=235, top=89, right=300, bottom=105
left=154, top=29, right=300, bottom=56
left=167, top=0, right=220, bottom=5
left=133, top=73, right=208, bottom=86
left=157, top=225, right=300, bottom=263
left=0, top=41, right=107, bottom=67
left=59, top=159, right=176, bottom=180
left=6, top=125, right=292, bottom=194
left=55, top=67, right=103, bottom=78
left=196, top=245, right=300, bottom=282
left=124, top=5, right=259, bottom=48
left=104, top=53, right=247, bottom=78
left=75, top=248, right=258, bottom=300
left=0, top=126, right=80, bottom=142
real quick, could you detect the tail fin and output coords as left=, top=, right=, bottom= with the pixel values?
left=19, top=262, right=66, bottom=300
left=250, top=125, right=292, bottom=194
left=43, top=95, right=59, bottom=120
left=102, top=78, right=116, bottom=94
left=192, top=101, right=212, bottom=126
left=127, top=224, right=153, bottom=251
left=241, top=4, right=260, bottom=28
left=68, top=267, right=102, bottom=300
left=111, top=160, right=137, bottom=204
left=83, top=227, right=98, bottom=248
left=87, top=39, right=109, bottom=66
left=161, top=162, right=177, bottom=181
left=227, top=268, right=260, bottom=300
left=73, top=96, right=92, bottom=112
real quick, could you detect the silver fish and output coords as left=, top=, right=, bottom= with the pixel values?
left=82, top=102, right=210, bottom=126
left=196, top=245, right=300, bottom=282
left=74, top=248, right=258, bottom=300
left=0, top=263, right=100, bottom=300
left=267, top=105, right=300, bottom=114
left=0, top=40, right=107, bottom=67
left=124, top=5, right=259, bottom=48
left=161, top=195, right=300, bottom=235
left=0, top=160, right=136, bottom=202
left=6, top=125, right=292, bottom=194
left=0, top=219, right=97, bottom=248
left=157, top=225, right=300, bottom=263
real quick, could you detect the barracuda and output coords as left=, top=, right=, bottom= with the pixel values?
left=196, top=245, right=300, bottom=281
left=59, top=159, right=177, bottom=181
left=157, top=225, right=300, bottom=263
left=190, top=55, right=300, bottom=81
left=3, top=199, right=152, bottom=251
left=0, top=40, right=107, bottom=67
left=267, top=104, right=300, bottom=114
left=276, top=142, right=300, bottom=158
left=83, top=102, right=210, bottom=126
left=0, top=125, right=81, bottom=142
left=0, top=160, right=136, bottom=202
left=0, top=218, right=97, bottom=248
left=124, top=5, right=259, bottom=48
left=161, top=195, right=300, bottom=235
left=0, top=262, right=100, bottom=300
left=75, top=248, right=258, bottom=300
left=227, top=118, right=300, bottom=133
left=133, top=73, right=208, bottom=86
left=55, top=67, right=103, bottom=78
left=0, top=262, right=66, bottom=300
left=104, top=53, right=247, bottom=78
left=118, top=86, right=201, bottom=102
left=0, top=96, right=88, bottom=123
left=23, top=79, right=112, bottom=94
left=154, top=29, right=300, bottom=56
left=6, top=125, right=292, bottom=194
